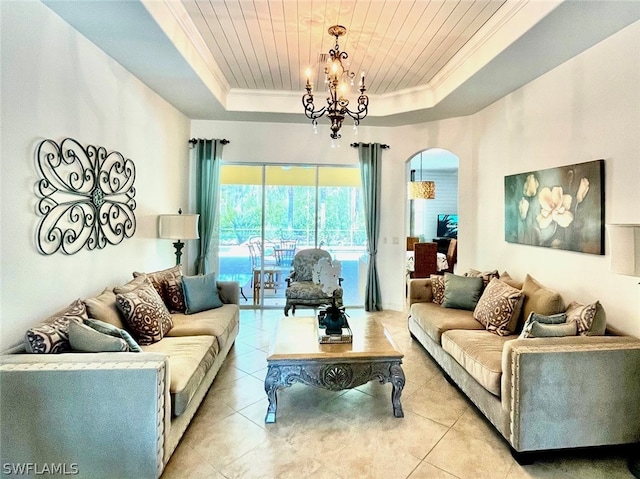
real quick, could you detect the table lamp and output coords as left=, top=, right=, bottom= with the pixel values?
left=158, top=209, right=200, bottom=265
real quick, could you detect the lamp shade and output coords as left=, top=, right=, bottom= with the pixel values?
left=408, top=181, right=436, bottom=200
left=158, top=214, right=200, bottom=240
left=607, top=224, right=640, bottom=276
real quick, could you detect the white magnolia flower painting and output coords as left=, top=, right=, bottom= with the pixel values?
left=504, top=160, right=604, bottom=254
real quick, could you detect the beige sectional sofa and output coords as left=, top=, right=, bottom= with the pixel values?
left=407, top=273, right=640, bottom=461
left=0, top=275, right=240, bottom=479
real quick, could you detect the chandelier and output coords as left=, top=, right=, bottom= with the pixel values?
left=302, top=25, right=369, bottom=140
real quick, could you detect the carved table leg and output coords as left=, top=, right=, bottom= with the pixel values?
left=264, top=366, right=280, bottom=423
left=390, top=362, right=405, bottom=418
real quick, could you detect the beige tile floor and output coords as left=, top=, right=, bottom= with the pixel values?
left=162, top=309, right=636, bottom=479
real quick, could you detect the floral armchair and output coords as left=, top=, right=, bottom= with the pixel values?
left=284, top=248, right=343, bottom=316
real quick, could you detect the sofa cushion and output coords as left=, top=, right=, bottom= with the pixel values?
left=465, top=269, right=500, bottom=289
left=441, top=330, right=513, bottom=397
left=182, top=273, right=223, bottom=314
left=499, top=271, right=523, bottom=290
left=566, top=300, right=606, bottom=336
left=473, top=279, right=524, bottom=336
left=519, top=274, right=565, bottom=329
left=84, top=318, right=142, bottom=352
left=115, top=279, right=173, bottom=345
left=134, top=265, right=186, bottom=313
left=68, top=320, right=129, bottom=352
left=141, top=335, right=219, bottom=416
left=24, top=299, right=88, bottom=354
left=410, top=302, right=484, bottom=344
left=84, top=288, right=126, bottom=330
left=167, top=304, right=239, bottom=351
left=442, top=273, right=484, bottom=311
left=113, top=274, right=148, bottom=294
left=430, top=275, right=445, bottom=305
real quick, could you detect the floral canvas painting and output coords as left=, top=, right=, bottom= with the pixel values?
left=504, top=160, right=604, bottom=254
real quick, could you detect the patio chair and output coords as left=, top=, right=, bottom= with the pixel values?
left=284, top=248, right=343, bottom=316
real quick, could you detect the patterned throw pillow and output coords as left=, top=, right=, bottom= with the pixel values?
left=473, top=278, right=524, bottom=336
left=430, top=275, right=445, bottom=305
left=465, top=269, right=500, bottom=289
left=115, top=279, right=173, bottom=345
left=566, top=300, right=606, bottom=335
left=24, top=299, right=88, bottom=353
left=134, top=266, right=185, bottom=313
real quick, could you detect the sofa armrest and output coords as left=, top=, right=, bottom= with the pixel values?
left=0, top=352, right=171, bottom=479
left=501, top=336, right=640, bottom=452
left=407, top=278, right=433, bottom=308
left=217, top=280, right=240, bottom=305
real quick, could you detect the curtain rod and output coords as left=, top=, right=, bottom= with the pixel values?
left=189, top=138, right=230, bottom=145
left=350, top=142, right=390, bottom=149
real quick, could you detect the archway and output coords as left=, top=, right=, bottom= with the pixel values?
left=406, top=148, right=459, bottom=269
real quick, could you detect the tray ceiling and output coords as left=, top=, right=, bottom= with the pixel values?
left=43, top=0, right=640, bottom=125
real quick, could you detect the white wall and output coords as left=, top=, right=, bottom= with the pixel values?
left=0, top=1, right=191, bottom=350
left=468, top=20, right=640, bottom=336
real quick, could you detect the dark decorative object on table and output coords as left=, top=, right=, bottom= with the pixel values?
left=35, top=138, right=136, bottom=255
left=318, top=304, right=349, bottom=335
left=314, top=257, right=352, bottom=342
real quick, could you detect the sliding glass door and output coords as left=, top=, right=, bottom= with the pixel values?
left=218, top=164, right=365, bottom=309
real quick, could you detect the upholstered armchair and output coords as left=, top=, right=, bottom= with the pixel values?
left=284, top=248, right=343, bottom=316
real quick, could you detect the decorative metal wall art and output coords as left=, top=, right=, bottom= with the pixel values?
left=35, top=138, right=136, bottom=255
left=504, top=159, right=604, bottom=255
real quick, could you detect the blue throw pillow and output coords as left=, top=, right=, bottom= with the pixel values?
left=182, top=273, right=223, bottom=314
left=442, top=273, right=484, bottom=311
left=84, top=318, right=142, bottom=352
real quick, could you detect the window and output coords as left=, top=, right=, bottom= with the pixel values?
left=218, top=164, right=366, bottom=308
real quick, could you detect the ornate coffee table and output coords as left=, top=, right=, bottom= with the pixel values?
left=264, top=315, right=405, bottom=423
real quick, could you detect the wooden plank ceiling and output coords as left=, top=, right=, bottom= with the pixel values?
left=182, top=0, right=507, bottom=95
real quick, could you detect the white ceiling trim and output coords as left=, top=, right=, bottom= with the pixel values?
left=142, top=0, right=231, bottom=106
left=429, top=0, right=564, bottom=104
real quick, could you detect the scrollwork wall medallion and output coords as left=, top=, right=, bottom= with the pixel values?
left=35, top=138, right=136, bottom=255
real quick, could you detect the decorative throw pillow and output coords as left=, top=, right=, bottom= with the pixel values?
left=465, top=269, right=500, bottom=289
left=84, top=318, right=142, bottom=352
left=499, top=271, right=524, bottom=290
left=430, top=275, right=445, bottom=305
left=24, top=299, right=88, bottom=353
left=84, top=288, right=126, bottom=330
left=526, top=321, right=577, bottom=338
left=519, top=274, right=565, bottom=329
left=182, top=273, right=223, bottom=314
left=565, top=300, right=606, bottom=336
left=134, top=265, right=185, bottom=313
left=115, top=279, right=173, bottom=345
left=68, top=320, right=128, bottom=352
left=116, top=276, right=173, bottom=336
left=442, top=273, right=484, bottom=311
left=113, top=274, right=148, bottom=295
left=473, top=279, right=524, bottom=336
left=520, top=312, right=568, bottom=339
